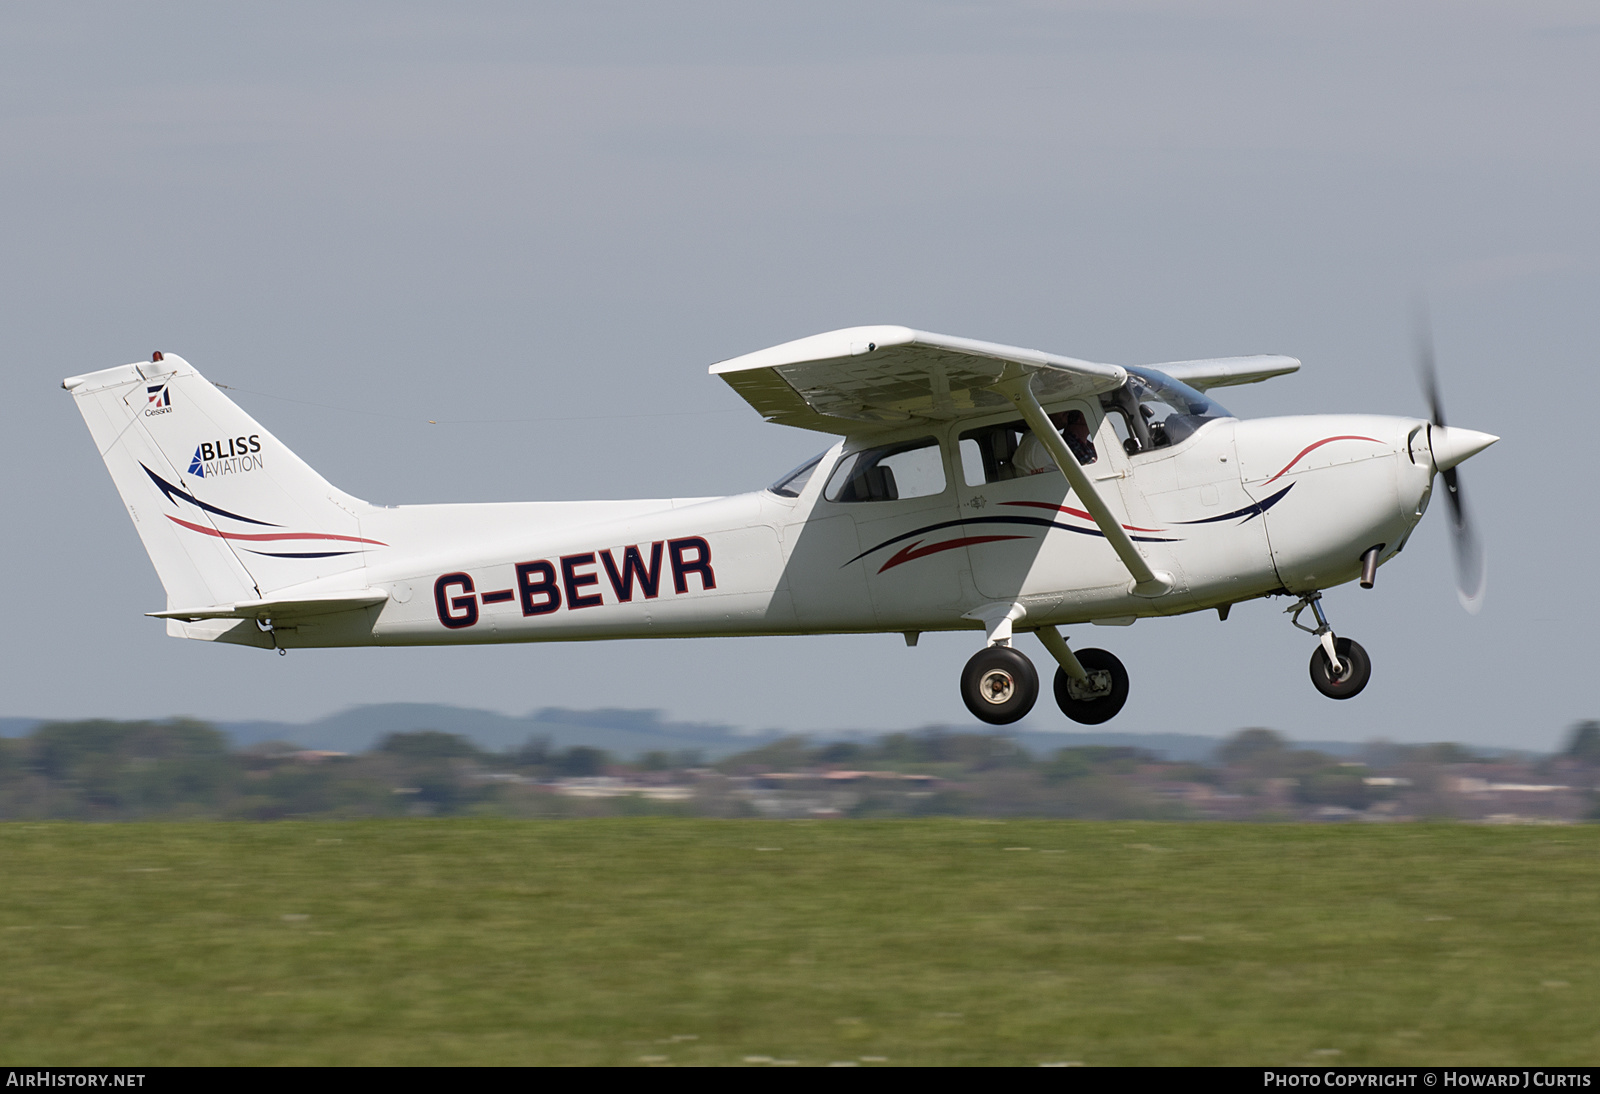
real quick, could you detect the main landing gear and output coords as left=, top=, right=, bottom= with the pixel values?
left=1288, top=593, right=1372, bottom=700
left=958, top=592, right=1373, bottom=724
left=960, top=627, right=1130, bottom=726
left=960, top=646, right=1039, bottom=724
left=1051, top=647, right=1130, bottom=725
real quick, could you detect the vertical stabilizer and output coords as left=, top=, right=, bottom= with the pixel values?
left=63, top=355, right=383, bottom=626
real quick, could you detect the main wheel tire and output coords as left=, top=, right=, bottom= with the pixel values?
left=1052, top=647, right=1130, bottom=725
left=960, top=645, right=1039, bottom=725
left=1309, top=637, right=1371, bottom=700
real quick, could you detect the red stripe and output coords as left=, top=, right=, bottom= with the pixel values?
left=1264, top=436, right=1384, bottom=484
left=879, top=535, right=1030, bottom=574
left=166, top=515, right=388, bottom=546
left=1000, top=500, right=1165, bottom=534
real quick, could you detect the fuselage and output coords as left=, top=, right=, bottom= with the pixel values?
left=258, top=406, right=1437, bottom=650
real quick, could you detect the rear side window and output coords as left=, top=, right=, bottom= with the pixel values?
left=825, top=438, right=947, bottom=503
left=767, top=452, right=825, bottom=497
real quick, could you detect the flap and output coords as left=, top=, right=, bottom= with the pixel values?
left=711, top=325, right=1127, bottom=435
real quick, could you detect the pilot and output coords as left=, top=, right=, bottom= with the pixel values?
left=1011, top=409, right=1098, bottom=476
left=1140, top=402, right=1167, bottom=447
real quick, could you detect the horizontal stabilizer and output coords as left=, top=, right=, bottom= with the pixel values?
left=1144, top=355, right=1300, bottom=391
left=149, top=590, right=389, bottom=623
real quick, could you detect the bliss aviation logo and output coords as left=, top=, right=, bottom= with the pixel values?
left=187, top=435, right=263, bottom=479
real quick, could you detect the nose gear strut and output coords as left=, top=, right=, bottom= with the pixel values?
left=1287, top=593, right=1372, bottom=700
left=1288, top=593, right=1341, bottom=674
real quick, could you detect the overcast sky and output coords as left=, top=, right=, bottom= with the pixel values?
left=4, top=2, right=1597, bottom=748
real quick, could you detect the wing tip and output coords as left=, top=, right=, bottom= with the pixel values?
left=710, top=325, right=917, bottom=374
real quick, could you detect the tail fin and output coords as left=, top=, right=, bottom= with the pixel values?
left=63, top=355, right=382, bottom=625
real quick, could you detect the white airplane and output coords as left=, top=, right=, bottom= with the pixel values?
left=63, top=325, right=1496, bottom=726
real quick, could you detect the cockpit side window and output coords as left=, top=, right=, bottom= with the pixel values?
left=1103, top=368, right=1231, bottom=456
left=824, top=437, right=947, bottom=503
left=958, top=408, right=1098, bottom=486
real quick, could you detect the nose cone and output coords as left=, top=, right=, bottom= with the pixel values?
left=1429, top=425, right=1498, bottom=473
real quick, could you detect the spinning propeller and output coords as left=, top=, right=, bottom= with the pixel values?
left=1414, top=313, right=1497, bottom=613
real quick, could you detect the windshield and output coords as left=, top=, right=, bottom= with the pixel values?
left=1102, top=367, right=1232, bottom=454
left=767, top=452, right=826, bottom=498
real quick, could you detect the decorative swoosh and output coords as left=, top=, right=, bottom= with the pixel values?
left=143, top=461, right=387, bottom=550
left=166, top=515, right=388, bottom=546
left=844, top=515, right=1178, bottom=568
left=242, top=550, right=365, bottom=559
left=141, top=463, right=278, bottom=526
left=850, top=472, right=1301, bottom=572
left=1000, top=500, right=1166, bottom=533
left=1264, top=436, right=1384, bottom=484
left=878, top=535, right=1029, bottom=574
left=1172, top=482, right=1295, bottom=525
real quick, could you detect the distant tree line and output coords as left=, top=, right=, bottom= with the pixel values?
left=0, top=718, right=1595, bottom=822
left=0, top=720, right=638, bottom=821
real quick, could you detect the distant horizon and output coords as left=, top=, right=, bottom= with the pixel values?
left=0, top=700, right=1564, bottom=761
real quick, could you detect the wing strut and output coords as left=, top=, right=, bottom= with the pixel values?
left=996, top=377, right=1173, bottom=598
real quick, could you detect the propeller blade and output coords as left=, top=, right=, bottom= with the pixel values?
left=1441, top=466, right=1486, bottom=613
left=1414, top=303, right=1447, bottom=429
left=1415, top=302, right=1486, bottom=613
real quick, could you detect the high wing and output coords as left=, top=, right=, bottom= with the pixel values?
left=1143, top=355, right=1299, bottom=391
left=711, top=325, right=1127, bottom=434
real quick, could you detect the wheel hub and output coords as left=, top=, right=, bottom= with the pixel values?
left=1065, top=669, right=1113, bottom=702
left=978, top=668, right=1016, bottom=704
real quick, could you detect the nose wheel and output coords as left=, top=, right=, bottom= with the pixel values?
left=960, top=645, right=1039, bottom=724
left=1309, top=636, right=1371, bottom=699
left=1289, top=593, right=1372, bottom=700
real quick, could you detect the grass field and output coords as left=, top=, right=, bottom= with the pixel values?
left=2, top=819, right=1599, bottom=1066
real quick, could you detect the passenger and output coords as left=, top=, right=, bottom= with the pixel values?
left=1011, top=410, right=1097, bottom=476
left=1064, top=410, right=1098, bottom=464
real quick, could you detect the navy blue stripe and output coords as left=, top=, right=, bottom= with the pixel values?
left=242, top=550, right=360, bottom=559
left=141, top=463, right=279, bottom=527
left=1172, top=483, right=1294, bottom=525
left=844, top=515, right=1177, bottom=567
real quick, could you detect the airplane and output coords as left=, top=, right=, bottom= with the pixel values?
left=62, top=325, right=1497, bottom=726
